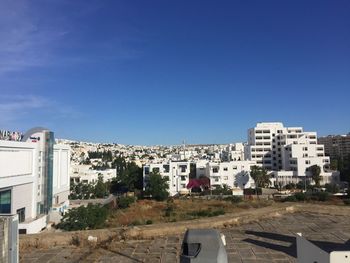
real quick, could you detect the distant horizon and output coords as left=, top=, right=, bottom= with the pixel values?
left=1, top=123, right=348, bottom=147
left=1, top=1, right=349, bottom=145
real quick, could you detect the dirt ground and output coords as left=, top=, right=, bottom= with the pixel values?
left=106, top=198, right=273, bottom=227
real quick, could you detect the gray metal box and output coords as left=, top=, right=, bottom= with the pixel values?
left=180, top=229, right=228, bottom=263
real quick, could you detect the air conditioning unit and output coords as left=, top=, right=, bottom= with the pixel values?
left=0, top=214, right=19, bottom=263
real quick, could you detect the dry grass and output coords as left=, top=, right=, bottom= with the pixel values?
left=105, top=198, right=273, bottom=227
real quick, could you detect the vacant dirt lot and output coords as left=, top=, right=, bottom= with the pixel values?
left=20, top=205, right=350, bottom=263
left=106, top=198, right=273, bottom=227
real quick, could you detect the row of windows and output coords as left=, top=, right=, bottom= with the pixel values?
left=251, top=148, right=271, bottom=152
left=256, top=142, right=271, bottom=146
left=145, top=165, right=188, bottom=174
left=256, top=136, right=271, bottom=140
left=255, top=130, right=271, bottom=134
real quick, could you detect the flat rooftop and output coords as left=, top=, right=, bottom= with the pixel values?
left=20, top=210, right=350, bottom=263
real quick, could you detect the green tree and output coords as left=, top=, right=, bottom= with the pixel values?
left=145, top=172, right=169, bottom=201
left=120, top=162, right=143, bottom=191
left=250, top=165, right=270, bottom=198
left=110, top=160, right=143, bottom=193
left=310, top=165, right=321, bottom=187
left=94, top=174, right=108, bottom=198
left=57, top=204, right=108, bottom=231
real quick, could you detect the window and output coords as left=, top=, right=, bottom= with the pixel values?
left=17, top=207, right=25, bottom=223
left=163, top=165, right=170, bottom=173
left=181, top=184, right=186, bottom=188
left=152, top=167, right=160, bottom=173
left=0, top=190, right=11, bottom=214
left=223, top=167, right=228, bottom=171
left=164, top=176, right=170, bottom=181
left=179, top=165, right=187, bottom=173
left=144, top=167, right=150, bottom=175
left=181, top=176, right=186, bottom=181
left=212, top=167, right=219, bottom=173
left=305, top=160, right=310, bottom=164
left=232, top=166, right=237, bottom=170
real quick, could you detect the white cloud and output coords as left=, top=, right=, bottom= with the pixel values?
left=0, top=95, right=80, bottom=127
left=0, top=2, right=52, bottom=72
left=0, top=1, right=143, bottom=74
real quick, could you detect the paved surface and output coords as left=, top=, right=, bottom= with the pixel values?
left=20, top=212, right=350, bottom=263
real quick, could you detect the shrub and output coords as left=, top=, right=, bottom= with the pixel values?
left=117, top=196, right=136, bottom=209
left=57, top=204, right=108, bottom=231
left=211, top=209, right=225, bottom=216
left=244, top=188, right=262, bottom=196
left=71, top=235, right=81, bottom=246
left=311, top=192, right=330, bottom=202
left=187, top=209, right=225, bottom=218
left=324, top=183, right=340, bottom=193
left=211, top=185, right=232, bottom=195
left=224, top=196, right=243, bottom=204
left=285, top=183, right=296, bottom=190
left=343, top=199, right=350, bottom=205
left=146, top=219, right=153, bottom=225
left=294, top=192, right=306, bottom=201
left=164, top=199, right=175, bottom=217
left=282, top=195, right=297, bottom=202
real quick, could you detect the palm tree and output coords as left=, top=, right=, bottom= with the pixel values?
left=250, top=165, right=271, bottom=198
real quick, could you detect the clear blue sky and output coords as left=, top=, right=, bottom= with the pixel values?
left=0, top=0, right=349, bottom=145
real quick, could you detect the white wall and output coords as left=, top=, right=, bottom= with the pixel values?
left=11, top=183, right=35, bottom=219
left=53, top=145, right=70, bottom=196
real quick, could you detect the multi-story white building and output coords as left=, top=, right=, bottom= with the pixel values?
left=206, top=161, right=256, bottom=191
left=143, top=161, right=191, bottom=196
left=245, top=122, right=339, bottom=186
left=70, top=164, right=117, bottom=184
left=143, top=160, right=257, bottom=196
left=0, top=127, right=70, bottom=234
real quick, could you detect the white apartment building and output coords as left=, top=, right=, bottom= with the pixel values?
left=70, top=164, right=117, bottom=184
left=245, top=122, right=339, bottom=186
left=143, top=160, right=257, bottom=196
left=0, top=128, right=70, bottom=234
left=143, top=161, right=191, bottom=196
left=206, top=161, right=256, bottom=191
left=221, top=143, right=245, bottom=162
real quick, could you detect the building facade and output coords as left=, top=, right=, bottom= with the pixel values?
left=245, top=122, right=339, bottom=186
left=70, top=164, right=117, bottom=185
left=0, top=128, right=70, bottom=234
left=318, top=134, right=350, bottom=160
left=143, top=161, right=191, bottom=196
left=143, top=160, right=256, bottom=196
